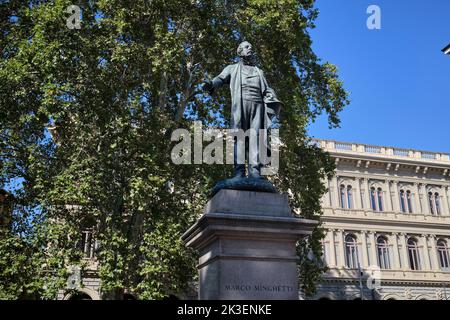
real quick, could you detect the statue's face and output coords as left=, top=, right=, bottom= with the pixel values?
left=238, top=41, right=254, bottom=58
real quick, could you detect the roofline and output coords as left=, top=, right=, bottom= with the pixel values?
left=327, top=154, right=450, bottom=172
left=313, top=138, right=450, bottom=157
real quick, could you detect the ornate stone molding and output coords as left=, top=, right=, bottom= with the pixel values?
left=404, top=288, right=413, bottom=300
left=436, top=289, right=444, bottom=300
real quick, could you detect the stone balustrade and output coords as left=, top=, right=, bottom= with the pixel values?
left=314, top=139, right=450, bottom=163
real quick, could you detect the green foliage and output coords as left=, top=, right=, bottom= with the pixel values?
left=0, top=0, right=348, bottom=299
left=0, top=206, right=77, bottom=299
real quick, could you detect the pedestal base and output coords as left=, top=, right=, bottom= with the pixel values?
left=182, top=189, right=317, bottom=300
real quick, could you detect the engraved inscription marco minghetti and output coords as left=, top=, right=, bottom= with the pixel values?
left=224, top=284, right=294, bottom=293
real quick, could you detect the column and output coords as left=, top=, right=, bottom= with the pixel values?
left=363, top=178, right=371, bottom=210
left=327, top=179, right=332, bottom=207
left=384, top=180, right=392, bottom=212
left=429, top=235, right=440, bottom=271
left=336, top=176, right=342, bottom=208
left=421, top=234, right=431, bottom=270
left=414, top=183, right=422, bottom=214
left=355, top=178, right=363, bottom=209
left=420, top=184, right=430, bottom=214
left=369, top=231, right=377, bottom=267
left=337, top=229, right=345, bottom=268
left=328, top=229, right=336, bottom=267
left=390, top=233, right=401, bottom=269
left=440, top=186, right=449, bottom=215
left=445, top=186, right=450, bottom=216
left=392, top=181, right=400, bottom=212
left=400, top=233, right=409, bottom=270
left=360, top=230, right=369, bottom=267
left=320, top=178, right=331, bottom=207
left=331, top=175, right=340, bottom=208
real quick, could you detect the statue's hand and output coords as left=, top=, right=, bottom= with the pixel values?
left=265, top=92, right=273, bottom=100
left=202, top=79, right=214, bottom=95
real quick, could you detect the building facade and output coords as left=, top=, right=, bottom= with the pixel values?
left=312, top=139, right=450, bottom=300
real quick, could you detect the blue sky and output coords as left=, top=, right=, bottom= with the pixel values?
left=307, top=0, right=450, bottom=153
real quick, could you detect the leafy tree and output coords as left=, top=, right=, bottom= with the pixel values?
left=0, top=0, right=348, bottom=299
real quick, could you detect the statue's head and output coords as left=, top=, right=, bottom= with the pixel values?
left=237, top=41, right=254, bottom=59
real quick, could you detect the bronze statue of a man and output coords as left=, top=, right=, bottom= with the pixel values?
left=203, top=41, right=282, bottom=180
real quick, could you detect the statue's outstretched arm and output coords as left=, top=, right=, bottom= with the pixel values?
left=203, top=65, right=232, bottom=95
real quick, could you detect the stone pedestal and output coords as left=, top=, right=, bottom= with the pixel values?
left=182, top=189, right=318, bottom=300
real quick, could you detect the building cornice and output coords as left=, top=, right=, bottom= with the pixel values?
left=314, top=139, right=450, bottom=174
left=331, top=172, right=450, bottom=186
left=321, top=277, right=450, bottom=287
left=330, top=152, right=450, bottom=171
left=322, top=268, right=450, bottom=286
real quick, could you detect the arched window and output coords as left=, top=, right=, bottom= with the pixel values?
left=437, top=240, right=449, bottom=271
left=377, top=188, right=383, bottom=211
left=370, top=187, right=377, bottom=211
left=377, top=236, right=391, bottom=269
left=68, top=292, right=93, bottom=300
left=435, top=193, right=441, bottom=215
left=347, top=186, right=353, bottom=209
left=80, top=228, right=96, bottom=259
left=345, top=234, right=358, bottom=269
left=429, top=192, right=434, bottom=214
left=406, top=191, right=413, bottom=213
left=429, top=192, right=442, bottom=215
left=407, top=238, right=421, bottom=270
left=340, top=185, right=346, bottom=209
left=371, top=187, right=384, bottom=212
left=400, top=190, right=406, bottom=212
left=340, top=184, right=354, bottom=209
left=400, top=189, right=413, bottom=213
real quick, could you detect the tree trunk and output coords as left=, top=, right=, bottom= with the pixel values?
left=158, top=71, right=168, bottom=110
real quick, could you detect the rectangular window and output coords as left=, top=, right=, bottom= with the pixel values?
left=80, top=230, right=95, bottom=259
left=408, top=247, right=421, bottom=270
